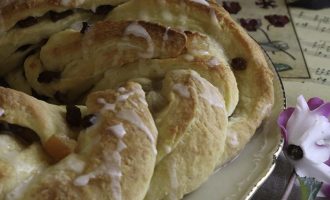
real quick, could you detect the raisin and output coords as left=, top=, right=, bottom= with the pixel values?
left=80, top=22, right=90, bottom=34
left=81, top=114, right=97, bottom=128
left=231, top=57, right=247, bottom=70
left=37, top=71, right=61, bottom=83
left=286, top=144, right=303, bottom=160
left=66, top=105, right=82, bottom=127
left=8, top=124, right=40, bottom=144
left=16, top=16, right=39, bottom=28
left=94, top=5, right=115, bottom=15
left=49, top=10, right=74, bottom=22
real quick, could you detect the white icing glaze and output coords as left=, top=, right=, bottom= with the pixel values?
left=74, top=174, right=94, bottom=186
left=97, top=98, right=116, bottom=111
left=161, top=27, right=171, bottom=50
left=117, top=92, right=135, bottom=102
left=163, top=27, right=170, bottom=41
left=190, top=0, right=210, bottom=6
left=229, top=133, right=239, bottom=147
left=108, top=123, right=126, bottom=138
left=75, top=123, right=127, bottom=200
left=117, top=109, right=157, bottom=154
left=61, top=0, right=85, bottom=6
left=168, top=160, right=179, bottom=200
left=183, top=54, right=194, bottom=61
left=173, top=84, right=191, bottom=98
left=6, top=176, right=34, bottom=200
left=70, top=21, right=84, bottom=31
left=124, top=22, right=155, bottom=58
left=0, top=107, right=4, bottom=116
left=66, top=156, right=86, bottom=173
left=192, top=49, right=210, bottom=56
left=208, top=56, right=221, bottom=67
left=118, top=87, right=127, bottom=93
left=164, top=145, right=172, bottom=154
left=210, top=9, right=218, bottom=25
left=191, top=73, right=224, bottom=108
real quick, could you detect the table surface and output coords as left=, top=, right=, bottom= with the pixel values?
left=218, top=0, right=330, bottom=199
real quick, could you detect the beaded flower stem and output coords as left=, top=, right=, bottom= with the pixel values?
left=281, top=170, right=297, bottom=200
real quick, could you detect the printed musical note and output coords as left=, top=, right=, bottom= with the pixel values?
left=290, top=7, right=330, bottom=85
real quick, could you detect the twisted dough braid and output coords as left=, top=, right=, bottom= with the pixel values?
left=0, top=0, right=274, bottom=199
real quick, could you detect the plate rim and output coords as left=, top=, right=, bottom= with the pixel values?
left=244, top=50, right=286, bottom=199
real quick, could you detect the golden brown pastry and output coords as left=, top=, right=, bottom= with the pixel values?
left=0, top=82, right=158, bottom=200
left=0, top=0, right=128, bottom=75
left=0, top=0, right=274, bottom=199
left=106, top=0, right=274, bottom=166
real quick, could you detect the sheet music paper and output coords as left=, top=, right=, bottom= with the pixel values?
left=218, top=0, right=309, bottom=78
left=290, top=7, right=330, bottom=85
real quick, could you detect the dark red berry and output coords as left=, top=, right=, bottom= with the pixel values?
left=80, top=22, right=90, bottom=34
left=231, top=57, right=247, bottom=70
left=49, top=10, right=74, bottom=22
left=94, top=5, right=115, bottom=15
left=66, top=105, right=82, bottom=127
left=16, top=16, right=39, bottom=28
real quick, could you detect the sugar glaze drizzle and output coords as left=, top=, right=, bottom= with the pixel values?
left=124, top=22, right=155, bottom=58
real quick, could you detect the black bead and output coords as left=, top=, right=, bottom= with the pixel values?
left=287, top=144, right=304, bottom=160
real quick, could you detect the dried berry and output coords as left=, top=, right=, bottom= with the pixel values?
left=8, top=124, right=40, bottom=144
left=16, top=16, right=39, bottom=28
left=37, top=71, right=61, bottom=83
left=81, top=114, right=97, bottom=128
left=231, top=57, right=247, bottom=70
left=287, top=144, right=303, bottom=160
left=49, top=10, right=74, bottom=22
left=94, top=5, right=115, bottom=15
left=80, top=22, right=90, bottom=34
left=66, top=105, right=82, bottom=127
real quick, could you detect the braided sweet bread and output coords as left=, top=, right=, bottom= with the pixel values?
left=0, top=0, right=274, bottom=199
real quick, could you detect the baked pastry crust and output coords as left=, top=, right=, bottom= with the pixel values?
left=0, top=0, right=274, bottom=199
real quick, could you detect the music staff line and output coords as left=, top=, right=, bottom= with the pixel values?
left=313, top=68, right=330, bottom=84
left=300, top=40, right=330, bottom=59
left=292, top=11, right=330, bottom=24
left=295, top=21, right=330, bottom=33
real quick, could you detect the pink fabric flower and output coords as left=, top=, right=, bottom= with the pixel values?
left=278, top=95, right=330, bottom=197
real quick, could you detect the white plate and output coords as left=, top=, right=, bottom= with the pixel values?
left=184, top=53, right=285, bottom=200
